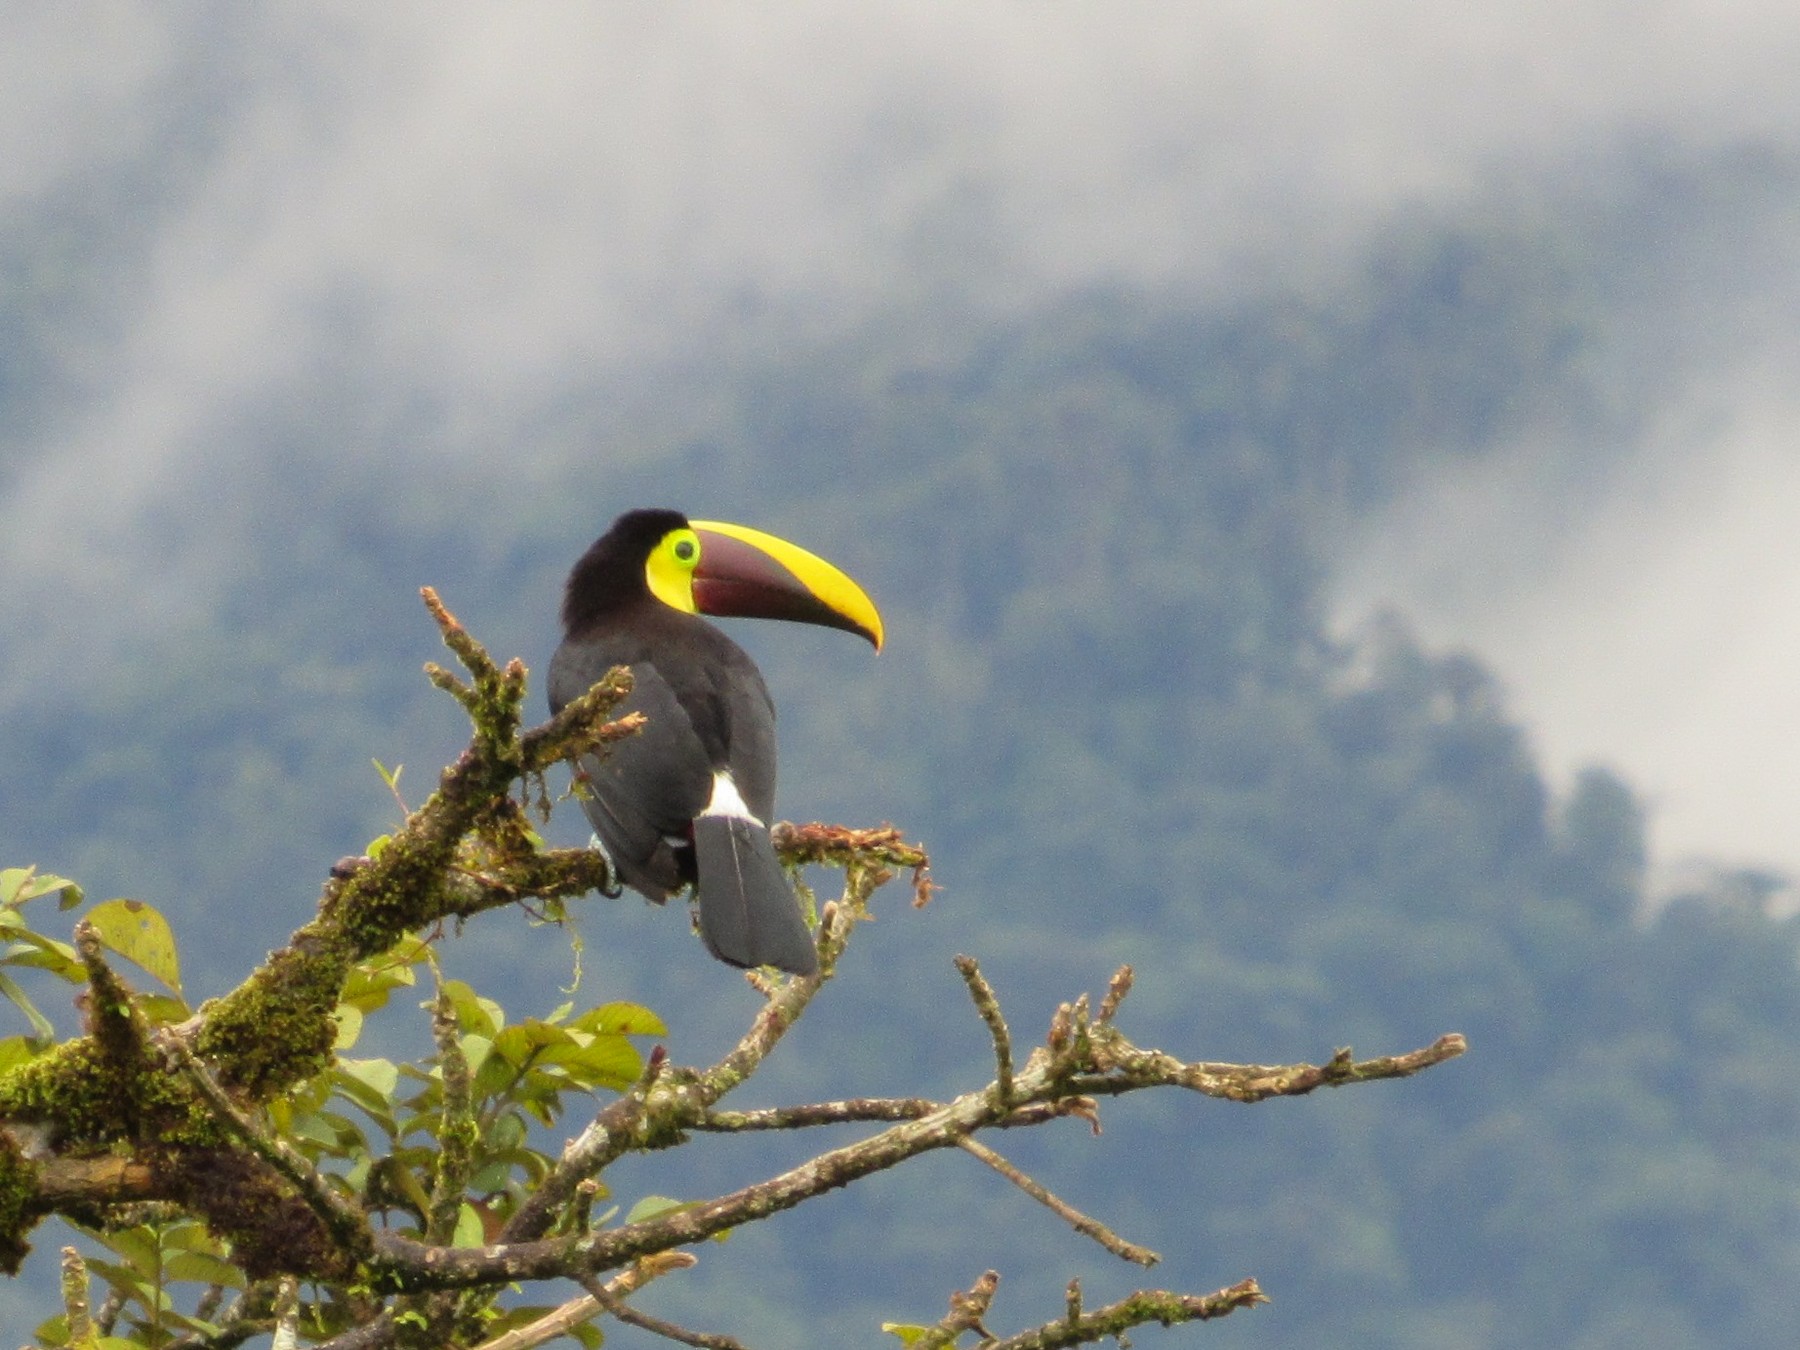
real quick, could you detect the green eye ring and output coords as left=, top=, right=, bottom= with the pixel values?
left=673, top=537, right=697, bottom=564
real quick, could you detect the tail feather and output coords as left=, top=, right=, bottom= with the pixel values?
left=692, top=816, right=818, bottom=975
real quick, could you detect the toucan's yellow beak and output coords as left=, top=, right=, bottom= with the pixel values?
left=689, top=521, right=884, bottom=651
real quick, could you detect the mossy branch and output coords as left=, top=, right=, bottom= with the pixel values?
left=0, top=591, right=640, bottom=1270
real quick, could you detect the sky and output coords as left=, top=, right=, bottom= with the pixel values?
left=5, top=3, right=1800, bottom=880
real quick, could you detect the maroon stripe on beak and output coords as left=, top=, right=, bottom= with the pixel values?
left=691, top=531, right=870, bottom=638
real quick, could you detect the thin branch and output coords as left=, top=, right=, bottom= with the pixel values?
left=270, top=1276, right=301, bottom=1350
left=425, top=983, right=476, bottom=1245
left=956, top=1136, right=1158, bottom=1267
left=578, top=1259, right=744, bottom=1350
left=1080, top=1031, right=1469, bottom=1103
left=982, top=1278, right=1268, bottom=1349
left=956, top=955, right=1013, bottom=1106
left=472, top=1252, right=699, bottom=1350
left=313, top=1317, right=397, bottom=1350
left=696, top=1096, right=1095, bottom=1134
left=909, top=1269, right=1000, bottom=1350
left=164, top=1282, right=283, bottom=1350
left=498, top=1047, right=667, bottom=1245
left=59, top=1246, right=91, bottom=1343
left=1095, top=965, right=1133, bottom=1026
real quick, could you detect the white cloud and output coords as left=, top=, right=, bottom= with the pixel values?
left=10, top=2, right=1800, bottom=870
left=1335, top=363, right=1800, bottom=882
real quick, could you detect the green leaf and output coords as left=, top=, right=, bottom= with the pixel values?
left=882, top=1323, right=933, bottom=1345
left=573, top=1001, right=668, bottom=1036
left=134, top=992, right=191, bottom=1026
left=492, top=1020, right=574, bottom=1068
left=163, top=1250, right=247, bottom=1287
left=0, top=968, right=56, bottom=1044
left=437, top=979, right=503, bottom=1038
left=538, top=1035, right=643, bottom=1091
left=624, top=1194, right=695, bottom=1225
left=339, top=939, right=426, bottom=1012
left=158, top=1219, right=229, bottom=1253
left=452, top=1201, right=486, bottom=1248
left=85, top=898, right=183, bottom=996
left=1, top=928, right=85, bottom=982
left=459, top=1033, right=495, bottom=1080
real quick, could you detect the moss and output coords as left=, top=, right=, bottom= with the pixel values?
left=197, top=941, right=351, bottom=1099
left=0, top=1133, right=40, bottom=1274
left=0, top=1037, right=225, bottom=1151
left=164, top=1148, right=356, bottom=1283
left=330, top=823, right=476, bottom=958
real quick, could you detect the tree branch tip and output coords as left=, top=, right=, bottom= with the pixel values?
left=424, top=661, right=472, bottom=699
left=1096, top=966, right=1134, bottom=1024
left=420, top=585, right=458, bottom=632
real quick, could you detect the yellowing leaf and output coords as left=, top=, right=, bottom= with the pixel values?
left=85, top=898, right=183, bottom=996
left=338, top=1057, right=400, bottom=1100
left=333, top=1004, right=364, bottom=1050
left=575, top=1001, right=668, bottom=1036
left=0, top=1035, right=45, bottom=1075
left=0, top=866, right=81, bottom=908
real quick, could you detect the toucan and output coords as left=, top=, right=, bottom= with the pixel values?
left=549, top=508, right=883, bottom=976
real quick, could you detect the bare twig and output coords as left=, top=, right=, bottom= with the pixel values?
left=697, top=1097, right=1094, bottom=1133
left=956, top=955, right=1014, bottom=1106
left=472, top=1252, right=699, bottom=1350
left=984, top=1278, right=1268, bottom=1349
left=364, top=1023, right=1462, bottom=1293
left=1095, top=965, right=1133, bottom=1026
left=956, top=1136, right=1159, bottom=1267
left=909, top=1269, right=1000, bottom=1350
left=579, top=1258, right=744, bottom=1349
left=1081, top=1031, right=1469, bottom=1103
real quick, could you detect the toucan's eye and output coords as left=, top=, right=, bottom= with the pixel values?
left=674, top=537, right=697, bottom=563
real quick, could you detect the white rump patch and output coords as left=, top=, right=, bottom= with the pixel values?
left=702, top=771, right=764, bottom=825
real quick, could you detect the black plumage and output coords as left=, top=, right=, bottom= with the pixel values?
left=550, top=508, right=877, bottom=976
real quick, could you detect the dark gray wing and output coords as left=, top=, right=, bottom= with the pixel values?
left=548, top=639, right=712, bottom=899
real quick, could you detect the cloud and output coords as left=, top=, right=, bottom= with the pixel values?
left=1335, top=360, right=1800, bottom=883
left=9, top=3, right=1800, bottom=854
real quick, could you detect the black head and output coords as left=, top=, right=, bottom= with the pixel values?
left=561, top=508, right=690, bottom=634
